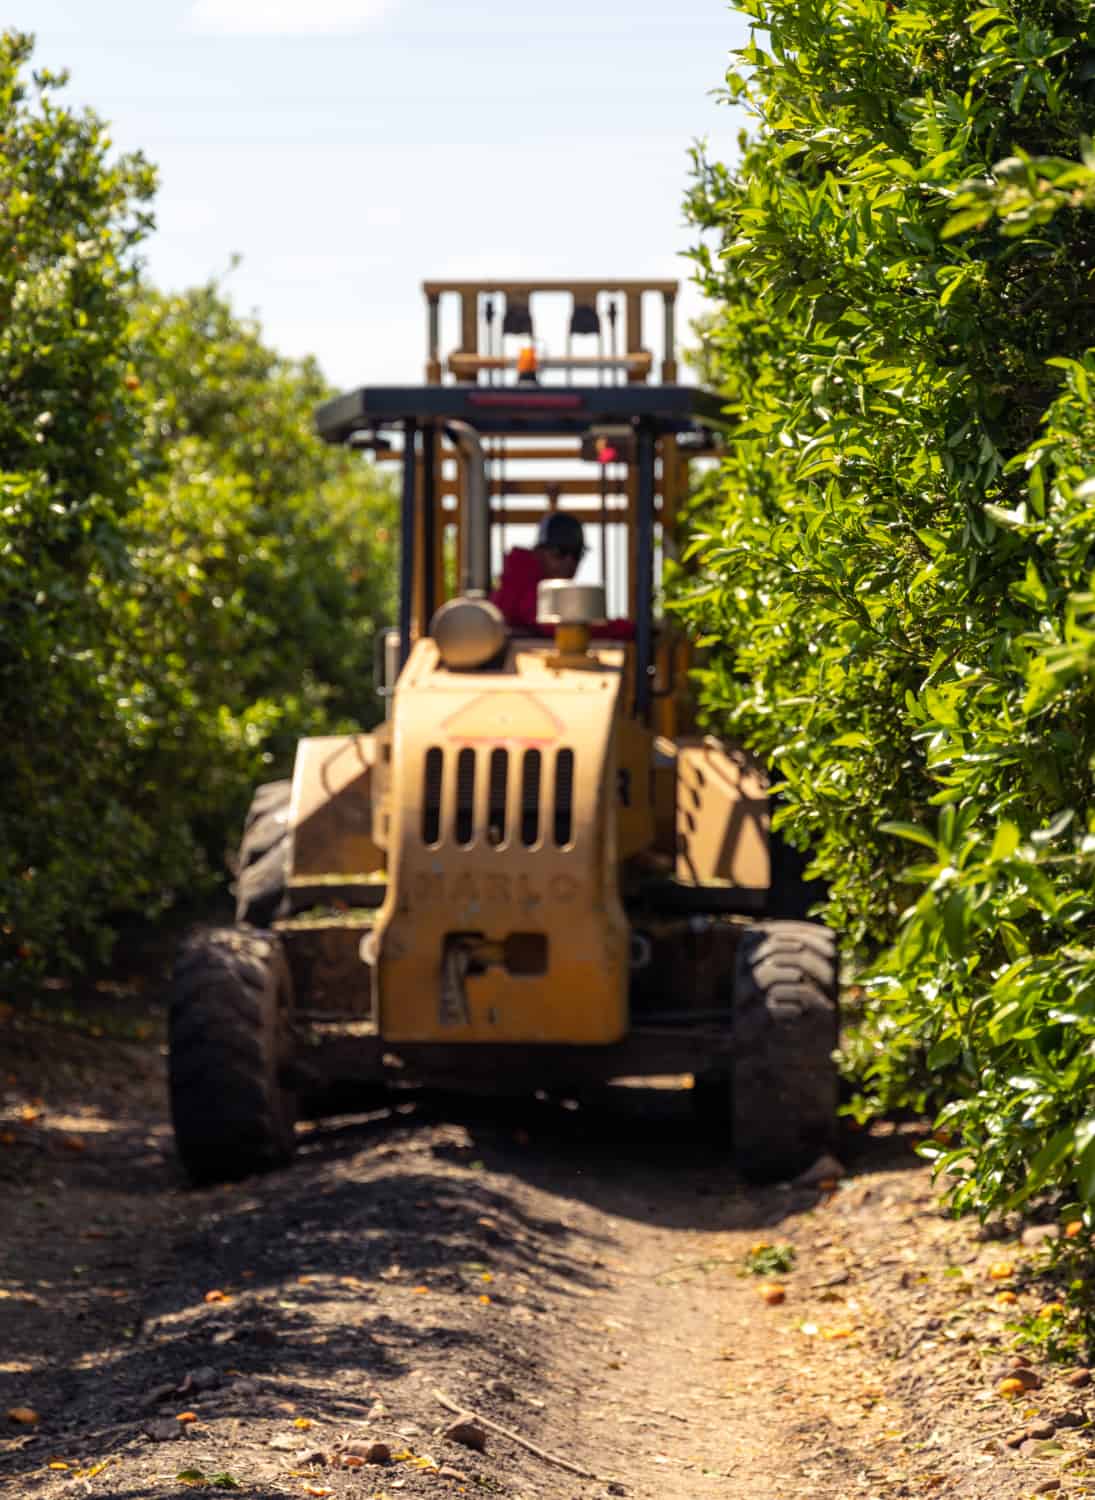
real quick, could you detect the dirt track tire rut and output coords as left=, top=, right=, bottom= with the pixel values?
left=0, top=1016, right=1073, bottom=1500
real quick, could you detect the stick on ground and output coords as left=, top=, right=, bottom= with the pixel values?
left=433, top=1388, right=610, bottom=1482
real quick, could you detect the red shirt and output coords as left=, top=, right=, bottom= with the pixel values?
left=490, top=548, right=635, bottom=640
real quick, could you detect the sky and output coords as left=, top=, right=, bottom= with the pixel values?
left=14, top=0, right=748, bottom=391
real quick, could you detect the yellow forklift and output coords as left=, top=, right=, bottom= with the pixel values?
left=167, top=279, right=838, bottom=1185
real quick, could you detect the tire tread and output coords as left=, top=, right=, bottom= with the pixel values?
left=168, top=926, right=296, bottom=1184
left=732, top=920, right=839, bottom=1183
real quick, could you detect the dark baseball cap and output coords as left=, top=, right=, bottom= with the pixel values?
left=536, top=511, right=585, bottom=558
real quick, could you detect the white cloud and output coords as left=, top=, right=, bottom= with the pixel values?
left=187, top=0, right=393, bottom=36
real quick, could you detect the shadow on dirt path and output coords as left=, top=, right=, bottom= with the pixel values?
left=2, top=1009, right=1091, bottom=1500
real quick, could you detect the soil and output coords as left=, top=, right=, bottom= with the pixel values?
left=2, top=969, right=1095, bottom=1500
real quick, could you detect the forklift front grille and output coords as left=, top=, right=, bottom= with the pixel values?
left=419, top=744, right=575, bottom=849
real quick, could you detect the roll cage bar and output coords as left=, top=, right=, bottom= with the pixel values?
left=314, top=279, right=725, bottom=721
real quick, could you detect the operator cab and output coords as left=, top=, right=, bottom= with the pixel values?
left=316, top=278, right=724, bottom=735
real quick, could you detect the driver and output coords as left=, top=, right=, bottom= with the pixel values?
left=491, top=512, right=634, bottom=639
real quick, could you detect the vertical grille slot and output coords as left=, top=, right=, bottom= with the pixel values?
left=520, top=749, right=542, bottom=847
left=422, top=747, right=443, bottom=845
left=553, top=748, right=574, bottom=846
left=455, top=747, right=476, bottom=846
left=487, top=747, right=508, bottom=846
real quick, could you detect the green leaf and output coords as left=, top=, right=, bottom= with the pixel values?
left=1004, top=1126, right=1075, bottom=1209
left=967, top=6, right=1010, bottom=31
left=1078, top=1137, right=1095, bottom=1204
left=989, top=821, right=1020, bottom=861
left=942, top=891, right=967, bottom=957
left=927, top=1034, right=961, bottom=1070
left=941, top=206, right=991, bottom=239
left=879, top=821, right=938, bottom=851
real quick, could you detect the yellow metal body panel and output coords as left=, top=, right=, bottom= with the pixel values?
left=373, top=639, right=630, bottom=1045
left=674, top=738, right=770, bottom=890
left=288, top=734, right=384, bottom=879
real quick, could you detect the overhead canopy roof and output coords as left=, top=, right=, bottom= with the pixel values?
left=315, top=383, right=727, bottom=444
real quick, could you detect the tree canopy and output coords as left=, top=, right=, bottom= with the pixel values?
left=680, top=0, right=1095, bottom=1217
left=0, top=32, right=395, bottom=980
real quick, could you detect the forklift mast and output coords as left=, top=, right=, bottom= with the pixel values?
left=315, top=279, right=723, bottom=733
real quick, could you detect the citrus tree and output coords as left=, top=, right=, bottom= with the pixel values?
left=679, top=0, right=1095, bottom=1217
left=0, top=31, right=157, bottom=972
left=0, top=33, right=395, bottom=982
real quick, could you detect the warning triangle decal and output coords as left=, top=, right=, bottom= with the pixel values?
left=441, top=692, right=564, bottom=746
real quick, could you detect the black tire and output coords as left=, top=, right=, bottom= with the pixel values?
left=243, top=779, right=292, bottom=835
left=235, top=782, right=291, bottom=925
left=691, top=1068, right=734, bottom=1133
left=731, top=921, right=839, bottom=1183
left=169, top=926, right=297, bottom=1185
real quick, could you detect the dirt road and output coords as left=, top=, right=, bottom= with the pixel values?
left=2, top=1006, right=1093, bottom=1499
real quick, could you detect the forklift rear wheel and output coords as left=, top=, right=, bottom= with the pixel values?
left=731, top=921, right=838, bottom=1183
left=235, top=781, right=291, bottom=925
left=169, top=926, right=297, bottom=1185
left=242, top=777, right=292, bottom=837
left=691, top=1070, right=734, bottom=1133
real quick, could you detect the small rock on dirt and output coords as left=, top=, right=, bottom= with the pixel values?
left=269, top=1433, right=300, bottom=1452
left=606, top=1484, right=628, bottom=1496
left=1034, top=1482, right=1062, bottom=1495
left=486, top=1378, right=515, bottom=1400
left=1066, top=1368, right=1091, bottom=1388
left=146, top=1419, right=178, bottom=1442
left=443, top=1418, right=487, bottom=1452
left=1052, top=1408, right=1086, bottom=1428
left=1025, top=1421, right=1056, bottom=1440
left=298, top=1448, right=327, bottom=1467
left=144, top=1382, right=177, bottom=1407
left=344, top=1439, right=391, bottom=1463
left=182, top=1366, right=220, bottom=1393
left=438, top=1467, right=469, bottom=1482
left=793, top=1153, right=845, bottom=1187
